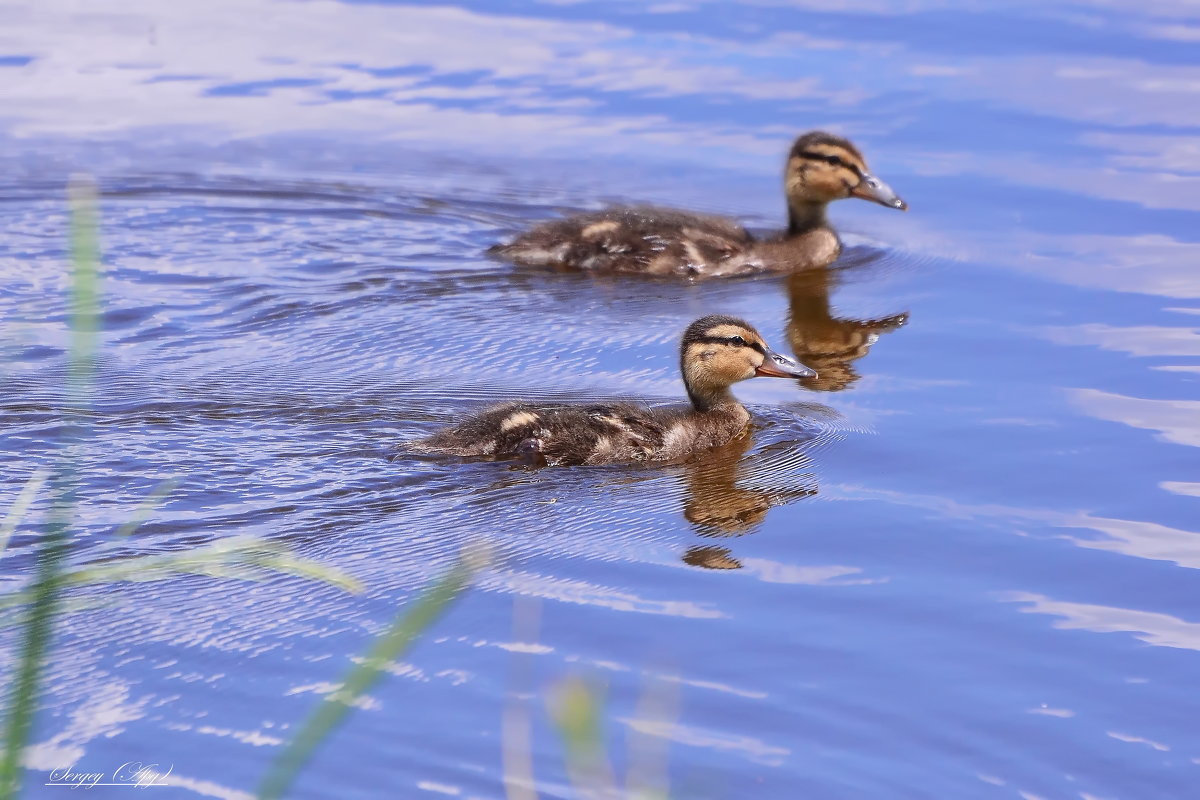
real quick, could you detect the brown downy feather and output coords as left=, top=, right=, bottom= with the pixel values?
left=407, top=399, right=746, bottom=466
left=487, top=206, right=755, bottom=279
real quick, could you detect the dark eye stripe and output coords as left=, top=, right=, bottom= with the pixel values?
left=797, top=150, right=864, bottom=177
left=694, top=334, right=765, bottom=353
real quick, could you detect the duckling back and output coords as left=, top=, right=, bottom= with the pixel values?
left=407, top=399, right=748, bottom=466
left=488, top=206, right=762, bottom=279
left=408, top=401, right=667, bottom=465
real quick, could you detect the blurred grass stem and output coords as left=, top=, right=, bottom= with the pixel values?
left=0, top=176, right=100, bottom=798
left=502, top=595, right=541, bottom=800
left=258, top=547, right=487, bottom=800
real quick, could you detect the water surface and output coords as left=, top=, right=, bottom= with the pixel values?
left=1, top=1, right=1198, bottom=798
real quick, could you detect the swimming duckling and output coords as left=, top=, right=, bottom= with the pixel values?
left=407, top=315, right=814, bottom=466
left=488, top=131, right=906, bottom=279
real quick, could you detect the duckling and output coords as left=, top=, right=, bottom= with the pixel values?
left=407, top=315, right=814, bottom=466
left=488, top=131, right=906, bottom=279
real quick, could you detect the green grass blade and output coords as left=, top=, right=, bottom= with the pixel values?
left=0, top=539, right=363, bottom=614
left=66, top=175, right=100, bottom=397
left=257, top=548, right=486, bottom=800
left=0, top=512, right=72, bottom=799
left=0, top=176, right=100, bottom=799
left=548, top=677, right=617, bottom=799
left=0, top=469, right=49, bottom=558
left=61, top=538, right=365, bottom=594
left=113, top=477, right=179, bottom=539
left=502, top=596, right=541, bottom=800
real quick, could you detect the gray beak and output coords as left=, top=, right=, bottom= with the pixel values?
left=755, top=347, right=818, bottom=379
left=851, top=172, right=908, bottom=210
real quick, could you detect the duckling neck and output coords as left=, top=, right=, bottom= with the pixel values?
left=686, top=387, right=746, bottom=416
left=787, top=201, right=830, bottom=236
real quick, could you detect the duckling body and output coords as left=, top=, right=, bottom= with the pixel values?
left=407, top=315, right=813, bottom=466
left=410, top=399, right=748, bottom=466
left=488, top=132, right=906, bottom=279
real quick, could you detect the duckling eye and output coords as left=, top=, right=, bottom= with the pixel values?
left=825, top=154, right=844, bottom=167
left=727, top=335, right=746, bottom=347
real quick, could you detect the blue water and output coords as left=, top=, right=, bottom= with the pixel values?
left=1, top=1, right=1198, bottom=798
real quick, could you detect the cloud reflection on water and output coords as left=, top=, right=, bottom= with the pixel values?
left=829, top=483, right=1200, bottom=571
left=1070, top=388, right=1200, bottom=448
left=3, top=0, right=1199, bottom=172
left=1040, top=323, right=1200, bottom=358
left=1005, top=591, right=1200, bottom=651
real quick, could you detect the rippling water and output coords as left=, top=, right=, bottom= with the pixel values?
left=2, top=1, right=1199, bottom=798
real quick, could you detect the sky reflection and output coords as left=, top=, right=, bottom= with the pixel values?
left=3, top=1, right=1200, bottom=796
left=1070, top=388, right=1200, bottom=448
left=3, top=0, right=1197, bottom=308
left=2, top=0, right=1198, bottom=175
left=1005, top=592, right=1200, bottom=651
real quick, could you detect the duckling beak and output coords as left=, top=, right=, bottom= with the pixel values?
left=756, top=348, right=817, bottom=379
left=851, top=173, right=908, bottom=210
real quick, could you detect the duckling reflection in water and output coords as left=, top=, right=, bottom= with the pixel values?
left=678, top=430, right=818, bottom=570
left=407, top=315, right=814, bottom=466
left=489, top=131, right=906, bottom=279
left=786, top=267, right=908, bottom=392
left=680, top=431, right=817, bottom=535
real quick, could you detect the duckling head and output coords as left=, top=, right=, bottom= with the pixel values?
left=784, top=131, right=906, bottom=232
left=680, top=315, right=815, bottom=410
